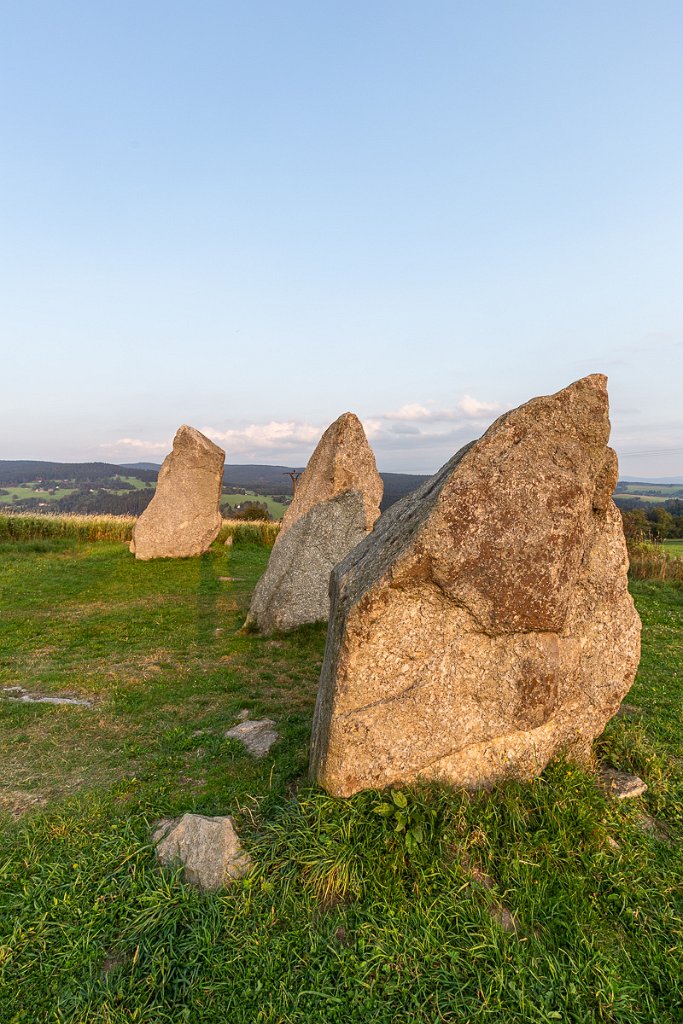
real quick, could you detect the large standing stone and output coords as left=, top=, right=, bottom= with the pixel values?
left=130, top=425, right=225, bottom=560
left=279, top=412, right=383, bottom=538
left=247, top=491, right=369, bottom=632
left=310, top=375, right=641, bottom=797
left=246, top=414, right=383, bottom=632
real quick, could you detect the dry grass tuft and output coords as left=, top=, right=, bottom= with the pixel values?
left=0, top=512, right=280, bottom=547
left=627, top=541, right=683, bottom=583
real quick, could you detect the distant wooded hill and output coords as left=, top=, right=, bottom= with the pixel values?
left=0, top=460, right=430, bottom=517
left=5, top=460, right=678, bottom=519
left=120, top=463, right=431, bottom=510
left=0, top=461, right=158, bottom=485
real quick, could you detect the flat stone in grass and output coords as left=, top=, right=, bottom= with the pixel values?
left=637, top=812, right=670, bottom=839
left=2, top=685, right=92, bottom=707
left=615, top=702, right=642, bottom=719
left=224, top=717, right=278, bottom=757
left=598, top=769, right=648, bottom=800
left=153, top=813, right=252, bottom=890
left=489, top=903, right=521, bottom=935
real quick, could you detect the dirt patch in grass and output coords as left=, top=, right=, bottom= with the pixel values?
left=0, top=788, right=48, bottom=818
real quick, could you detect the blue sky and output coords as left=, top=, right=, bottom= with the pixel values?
left=2, top=1, right=681, bottom=474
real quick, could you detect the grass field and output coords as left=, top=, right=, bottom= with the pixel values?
left=663, top=539, right=683, bottom=557
left=616, top=493, right=670, bottom=504
left=618, top=483, right=683, bottom=497
left=0, top=476, right=290, bottom=520
left=0, top=536, right=681, bottom=1023
left=0, top=475, right=151, bottom=505
left=0, top=485, right=79, bottom=502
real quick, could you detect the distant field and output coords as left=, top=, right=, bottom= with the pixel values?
left=617, top=493, right=670, bottom=504
left=663, top=539, right=683, bottom=557
left=0, top=485, right=78, bottom=502
left=0, top=474, right=149, bottom=503
left=619, top=483, right=683, bottom=495
left=616, top=483, right=683, bottom=505
left=0, top=475, right=290, bottom=520
left=221, top=490, right=288, bottom=519
left=114, top=474, right=152, bottom=492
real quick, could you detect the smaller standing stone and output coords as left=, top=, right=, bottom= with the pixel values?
left=130, top=425, right=225, bottom=560
left=247, top=412, right=383, bottom=632
left=153, top=813, right=252, bottom=889
left=279, top=412, right=383, bottom=538
left=224, top=718, right=279, bottom=757
left=247, top=491, right=368, bottom=632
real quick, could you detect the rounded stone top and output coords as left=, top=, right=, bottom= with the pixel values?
left=278, top=411, right=383, bottom=538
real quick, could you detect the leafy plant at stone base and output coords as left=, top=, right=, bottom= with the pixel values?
left=374, top=788, right=440, bottom=856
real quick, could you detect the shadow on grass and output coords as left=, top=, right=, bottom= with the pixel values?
left=195, top=552, right=220, bottom=645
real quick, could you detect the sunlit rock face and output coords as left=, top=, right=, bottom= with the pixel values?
left=130, top=425, right=224, bottom=560
left=278, top=412, right=383, bottom=539
left=310, top=375, right=641, bottom=797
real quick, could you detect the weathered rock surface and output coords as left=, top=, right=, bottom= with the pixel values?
left=598, top=770, right=648, bottom=800
left=246, top=413, right=382, bottom=633
left=247, top=491, right=368, bottom=632
left=2, top=685, right=92, bottom=707
left=153, top=813, right=252, bottom=889
left=310, top=375, right=641, bottom=797
left=279, top=412, right=383, bottom=538
left=130, top=425, right=224, bottom=560
left=225, top=717, right=279, bottom=757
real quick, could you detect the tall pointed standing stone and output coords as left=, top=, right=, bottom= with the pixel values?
left=279, top=413, right=383, bottom=538
left=130, top=425, right=225, bottom=560
left=310, top=375, right=641, bottom=797
left=247, top=413, right=383, bottom=632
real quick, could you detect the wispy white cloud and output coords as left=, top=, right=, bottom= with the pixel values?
left=96, top=395, right=504, bottom=471
left=385, top=403, right=433, bottom=422
left=100, top=437, right=170, bottom=453
left=458, top=395, right=500, bottom=418
left=202, top=421, right=320, bottom=455
left=381, top=396, right=502, bottom=424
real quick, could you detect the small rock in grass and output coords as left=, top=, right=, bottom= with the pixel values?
left=2, top=685, right=92, bottom=707
left=225, top=718, right=278, bottom=757
left=237, top=708, right=251, bottom=721
left=101, top=951, right=128, bottom=977
left=153, top=813, right=252, bottom=890
left=616, top=702, right=642, bottom=719
left=224, top=536, right=234, bottom=546
left=598, top=769, right=647, bottom=800
left=638, top=812, right=669, bottom=839
left=489, top=903, right=521, bottom=935
left=468, top=865, right=496, bottom=890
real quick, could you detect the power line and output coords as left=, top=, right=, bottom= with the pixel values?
left=617, top=447, right=683, bottom=457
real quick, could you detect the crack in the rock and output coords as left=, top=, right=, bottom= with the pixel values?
left=338, top=678, right=429, bottom=718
